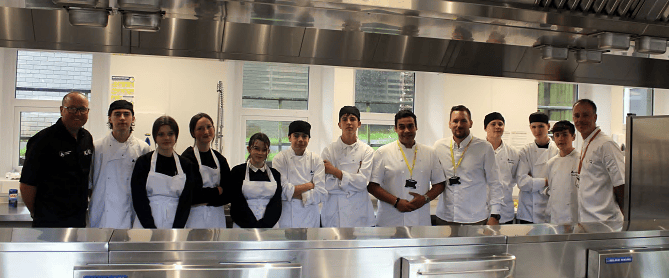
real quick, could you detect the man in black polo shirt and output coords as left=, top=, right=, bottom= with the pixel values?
left=20, top=92, right=94, bottom=228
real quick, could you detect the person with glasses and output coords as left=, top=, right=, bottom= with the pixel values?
left=181, top=113, right=231, bottom=228
left=88, top=100, right=151, bottom=228
left=20, top=92, right=94, bottom=227
left=131, top=116, right=200, bottom=228
left=230, top=132, right=283, bottom=228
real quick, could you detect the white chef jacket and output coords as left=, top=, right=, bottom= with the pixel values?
left=546, top=149, right=580, bottom=224
left=434, top=134, right=504, bottom=223
left=273, top=148, right=328, bottom=228
left=578, top=127, right=624, bottom=222
left=321, top=137, right=376, bottom=227
left=516, top=140, right=559, bottom=223
left=370, top=141, right=446, bottom=227
left=493, top=141, right=520, bottom=223
left=89, top=132, right=151, bottom=228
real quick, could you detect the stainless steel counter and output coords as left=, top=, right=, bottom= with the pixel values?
left=0, top=228, right=113, bottom=278
left=109, top=225, right=507, bottom=250
left=0, top=195, right=32, bottom=227
left=0, top=220, right=668, bottom=277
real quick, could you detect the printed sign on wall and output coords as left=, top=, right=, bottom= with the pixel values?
left=111, top=76, right=135, bottom=103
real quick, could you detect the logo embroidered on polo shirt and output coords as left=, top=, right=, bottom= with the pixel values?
left=59, top=151, right=72, bottom=157
left=83, top=149, right=92, bottom=156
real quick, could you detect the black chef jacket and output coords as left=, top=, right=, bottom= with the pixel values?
left=20, top=118, right=94, bottom=228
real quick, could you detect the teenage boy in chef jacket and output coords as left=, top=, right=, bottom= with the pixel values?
left=484, top=112, right=520, bottom=224
left=516, top=112, right=558, bottom=224
left=545, top=120, right=580, bottom=224
left=321, top=106, right=376, bottom=227
left=273, top=120, right=328, bottom=228
left=89, top=100, right=151, bottom=228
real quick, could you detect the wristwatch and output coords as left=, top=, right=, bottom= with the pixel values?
left=490, top=214, right=501, bottom=221
left=423, top=194, right=431, bottom=203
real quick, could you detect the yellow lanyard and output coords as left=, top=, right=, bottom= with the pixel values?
left=450, top=138, right=473, bottom=176
left=397, top=140, right=418, bottom=178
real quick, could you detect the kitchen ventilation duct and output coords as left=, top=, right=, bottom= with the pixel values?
left=5, top=0, right=669, bottom=88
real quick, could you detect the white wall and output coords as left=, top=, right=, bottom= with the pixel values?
left=653, top=89, right=669, bottom=115
left=108, top=54, right=226, bottom=155
left=329, top=67, right=355, bottom=143
left=578, top=84, right=626, bottom=147
left=439, top=74, right=538, bottom=146
left=0, top=49, right=8, bottom=174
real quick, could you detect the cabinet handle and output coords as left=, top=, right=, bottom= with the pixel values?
left=417, top=267, right=509, bottom=275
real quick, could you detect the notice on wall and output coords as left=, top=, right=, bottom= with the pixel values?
left=502, top=131, right=530, bottom=149
left=111, top=76, right=135, bottom=103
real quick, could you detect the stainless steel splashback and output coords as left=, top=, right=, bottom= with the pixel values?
left=3, top=0, right=669, bottom=87
left=625, top=115, right=669, bottom=221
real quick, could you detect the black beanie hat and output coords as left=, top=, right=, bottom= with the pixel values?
left=108, top=100, right=134, bottom=116
left=529, top=112, right=549, bottom=124
left=484, top=112, right=505, bottom=128
left=289, top=120, right=311, bottom=138
left=339, top=106, right=361, bottom=121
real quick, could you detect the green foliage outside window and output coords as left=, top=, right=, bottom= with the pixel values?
left=538, top=82, right=578, bottom=122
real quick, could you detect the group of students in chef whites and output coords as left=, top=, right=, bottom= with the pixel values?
left=20, top=91, right=624, bottom=229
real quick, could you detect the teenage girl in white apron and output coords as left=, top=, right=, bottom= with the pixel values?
left=132, top=116, right=192, bottom=229
left=230, top=132, right=282, bottom=228
left=184, top=113, right=229, bottom=228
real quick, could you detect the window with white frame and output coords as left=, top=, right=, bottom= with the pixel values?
left=241, top=62, right=311, bottom=164
left=353, top=69, right=414, bottom=146
left=355, top=70, right=415, bottom=113
left=244, top=120, right=292, bottom=163
left=12, top=50, right=93, bottom=169
left=242, top=61, right=309, bottom=110
left=359, top=124, right=397, bottom=150
left=538, top=82, right=578, bottom=122
left=624, top=87, right=653, bottom=123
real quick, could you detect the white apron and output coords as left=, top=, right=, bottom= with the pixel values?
left=233, top=162, right=278, bottom=228
left=185, top=146, right=227, bottom=228
left=133, top=151, right=186, bottom=229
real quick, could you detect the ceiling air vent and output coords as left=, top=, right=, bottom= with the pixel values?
left=576, top=49, right=603, bottom=63
left=118, top=0, right=161, bottom=12
left=68, top=8, right=109, bottom=27
left=597, top=32, right=631, bottom=50
left=123, top=12, right=161, bottom=32
left=635, top=36, right=667, bottom=54
left=53, top=0, right=99, bottom=8
left=539, top=45, right=569, bottom=60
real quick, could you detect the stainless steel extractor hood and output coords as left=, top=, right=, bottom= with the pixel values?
left=3, top=0, right=669, bottom=88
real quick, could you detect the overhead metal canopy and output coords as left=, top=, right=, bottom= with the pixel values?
left=2, top=0, right=669, bottom=88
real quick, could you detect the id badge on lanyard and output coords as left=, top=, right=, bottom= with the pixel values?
left=397, top=141, right=418, bottom=189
